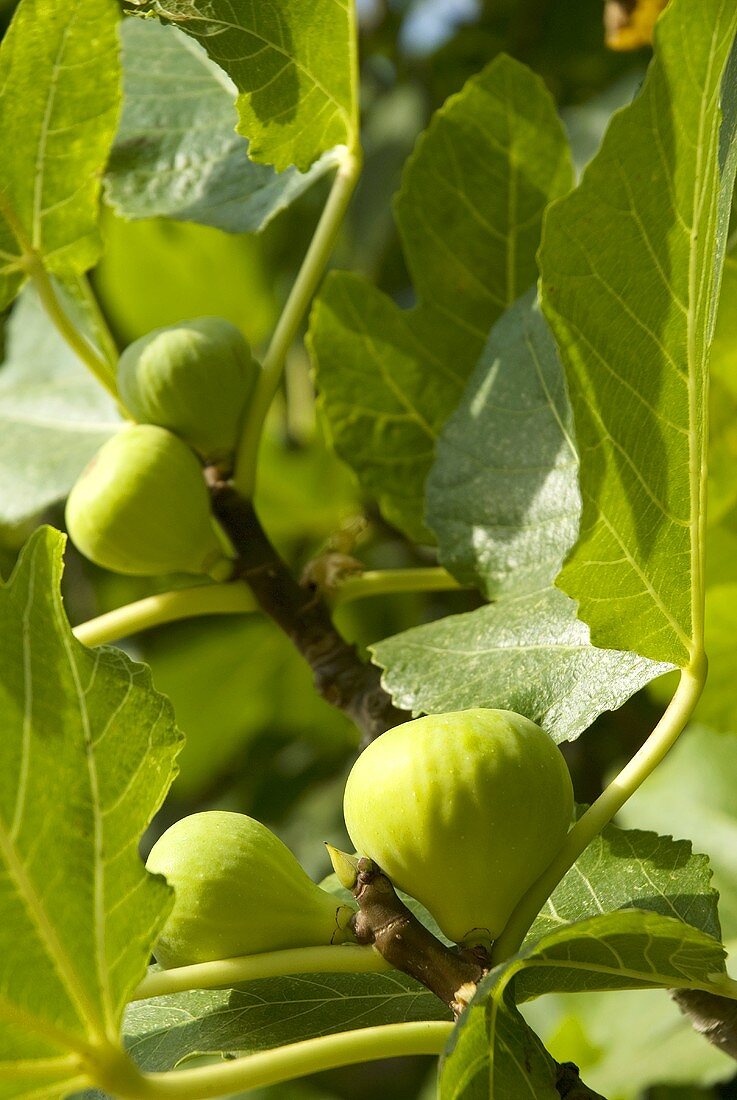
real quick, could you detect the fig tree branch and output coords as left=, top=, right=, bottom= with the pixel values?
left=209, top=481, right=409, bottom=742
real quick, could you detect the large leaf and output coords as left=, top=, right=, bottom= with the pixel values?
left=310, top=55, right=573, bottom=541
left=441, top=911, right=730, bottom=1100
left=136, top=0, right=358, bottom=172
left=540, top=0, right=737, bottom=666
left=426, top=290, right=580, bottom=599
left=122, top=970, right=451, bottom=1072
left=372, top=586, right=671, bottom=743
left=0, top=288, right=121, bottom=525
left=528, top=821, right=721, bottom=947
left=0, top=0, right=121, bottom=310
left=0, top=528, right=181, bottom=1096
left=106, top=18, right=338, bottom=232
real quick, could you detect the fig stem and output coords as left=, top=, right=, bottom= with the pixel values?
left=72, top=583, right=257, bottom=648
left=132, top=943, right=391, bottom=1001
left=234, top=147, right=362, bottom=500
left=348, top=857, right=488, bottom=1018
left=209, top=483, right=409, bottom=742
left=491, top=658, right=707, bottom=963
left=102, top=1022, right=453, bottom=1099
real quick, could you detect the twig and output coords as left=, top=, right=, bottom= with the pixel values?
left=209, top=481, right=409, bottom=742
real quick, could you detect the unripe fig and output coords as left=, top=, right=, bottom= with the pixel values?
left=343, top=709, right=573, bottom=949
left=146, top=811, right=356, bottom=968
left=66, top=424, right=233, bottom=578
left=117, top=317, right=259, bottom=466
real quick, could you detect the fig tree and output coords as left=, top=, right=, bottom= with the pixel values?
left=146, top=811, right=356, bottom=968
left=117, top=317, right=259, bottom=466
left=65, top=424, right=233, bottom=578
left=343, top=708, right=573, bottom=949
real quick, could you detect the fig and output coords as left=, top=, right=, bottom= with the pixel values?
left=146, top=811, right=356, bottom=968
left=117, top=317, right=259, bottom=466
left=65, top=424, right=233, bottom=578
left=343, top=708, right=573, bottom=948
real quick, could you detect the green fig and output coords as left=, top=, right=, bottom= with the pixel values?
left=146, top=811, right=356, bottom=968
left=117, top=317, right=259, bottom=466
left=66, top=424, right=233, bottom=578
left=343, top=709, right=573, bottom=949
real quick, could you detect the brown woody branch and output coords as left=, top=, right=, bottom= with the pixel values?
left=209, top=481, right=409, bottom=743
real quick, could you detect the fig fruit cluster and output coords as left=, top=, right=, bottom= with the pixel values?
left=147, top=811, right=356, bottom=968
left=66, top=317, right=258, bottom=577
left=343, top=708, right=573, bottom=949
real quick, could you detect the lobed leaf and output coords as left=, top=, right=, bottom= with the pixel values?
left=426, top=290, right=580, bottom=599
left=0, top=528, right=181, bottom=1095
left=372, top=586, right=671, bottom=743
left=106, top=18, right=339, bottom=233
left=135, top=0, right=358, bottom=172
left=540, top=0, right=737, bottom=666
left=441, top=910, right=729, bottom=1099
left=0, top=0, right=121, bottom=310
left=310, top=55, right=573, bottom=541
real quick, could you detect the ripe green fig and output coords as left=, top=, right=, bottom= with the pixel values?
left=343, top=709, right=573, bottom=949
left=146, top=811, right=356, bottom=968
left=117, top=317, right=259, bottom=466
left=66, top=424, right=233, bottom=578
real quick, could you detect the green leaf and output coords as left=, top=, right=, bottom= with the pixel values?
left=136, top=0, right=358, bottom=172
left=620, top=725, right=737, bottom=940
left=310, top=55, right=573, bottom=541
left=372, top=586, right=671, bottom=743
left=426, top=290, right=579, bottom=598
left=0, top=528, right=181, bottom=1094
left=440, top=982, right=559, bottom=1100
left=441, top=911, right=729, bottom=1100
left=121, top=971, right=451, bottom=1071
left=540, top=0, right=737, bottom=667
left=528, top=820, right=721, bottom=947
left=0, top=0, right=121, bottom=310
left=0, top=288, right=120, bottom=525
left=106, top=18, right=338, bottom=232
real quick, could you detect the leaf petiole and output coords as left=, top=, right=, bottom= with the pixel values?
left=72, top=584, right=257, bottom=648
left=233, top=147, right=362, bottom=499
left=132, top=944, right=391, bottom=1001
left=107, top=1022, right=452, bottom=1100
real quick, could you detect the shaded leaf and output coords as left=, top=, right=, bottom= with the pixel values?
left=107, top=19, right=338, bottom=232
left=311, top=55, right=573, bottom=541
left=0, top=288, right=120, bottom=525
left=136, top=0, right=358, bottom=172
left=427, top=291, right=580, bottom=599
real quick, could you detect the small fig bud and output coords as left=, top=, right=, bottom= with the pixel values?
left=146, top=811, right=357, bottom=968
left=343, top=709, right=574, bottom=949
left=66, top=424, right=233, bottom=578
left=117, top=317, right=259, bottom=467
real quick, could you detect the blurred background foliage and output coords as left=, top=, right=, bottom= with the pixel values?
left=2, top=0, right=737, bottom=1096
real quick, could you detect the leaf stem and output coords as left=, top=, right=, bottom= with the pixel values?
left=491, top=656, right=708, bottom=964
left=333, top=567, right=465, bottom=605
left=25, top=253, right=118, bottom=398
left=233, top=147, right=362, bottom=498
left=114, top=1022, right=452, bottom=1100
left=73, top=584, right=257, bottom=648
left=132, top=944, right=390, bottom=1001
